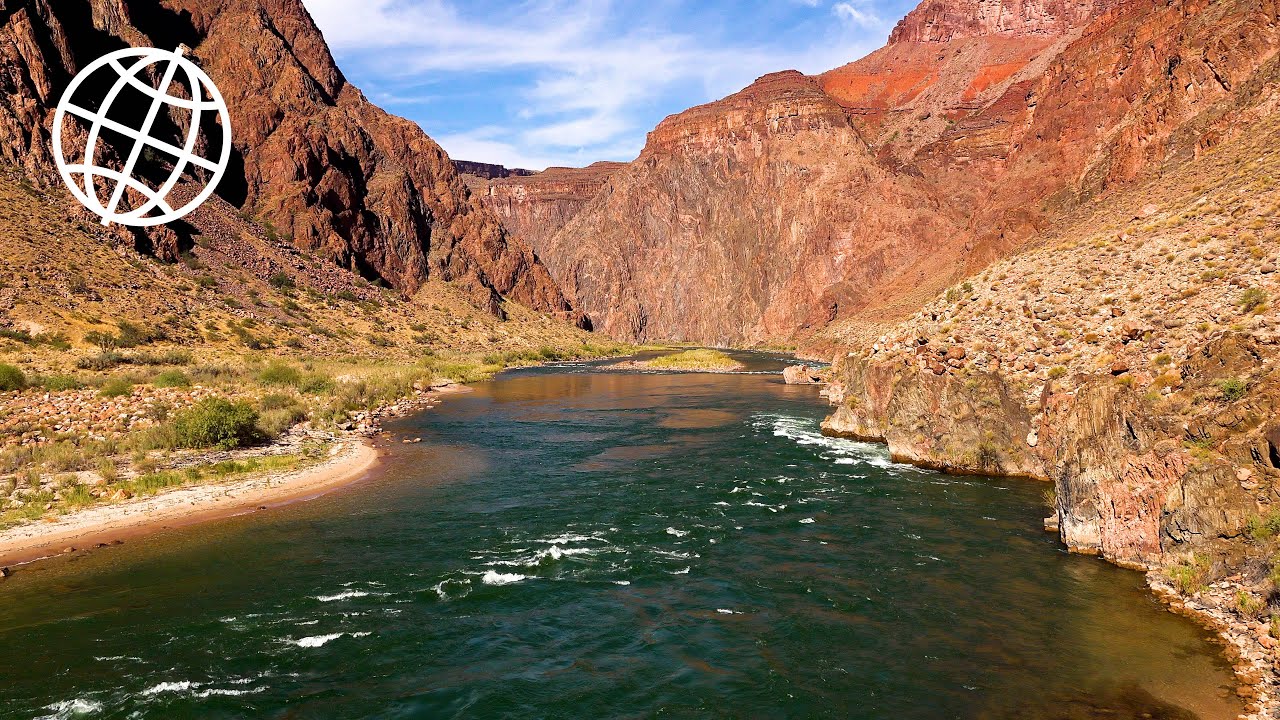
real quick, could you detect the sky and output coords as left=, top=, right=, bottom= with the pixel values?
left=300, top=0, right=917, bottom=171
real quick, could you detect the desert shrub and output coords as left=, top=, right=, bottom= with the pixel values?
left=77, top=351, right=125, bottom=371
left=1041, top=485, right=1057, bottom=510
left=153, top=370, right=191, bottom=388
left=258, top=406, right=307, bottom=440
left=96, top=458, right=118, bottom=484
left=1167, top=554, right=1210, bottom=595
left=1048, top=366, right=1067, bottom=380
left=1240, top=287, right=1269, bottom=313
left=0, top=363, right=26, bottom=392
left=1219, top=378, right=1248, bottom=402
left=1152, top=353, right=1172, bottom=367
left=258, top=393, right=296, bottom=411
left=258, top=362, right=302, bottom=387
left=173, top=398, right=261, bottom=450
left=269, top=272, right=295, bottom=290
left=129, top=349, right=192, bottom=366
left=974, top=442, right=1001, bottom=472
left=98, top=378, right=134, bottom=398
left=1246, top=511, right=1280, bottom=541
left=39, top=374, right=82, bottom=391
left=1237, top=590, right=1265, bottom=618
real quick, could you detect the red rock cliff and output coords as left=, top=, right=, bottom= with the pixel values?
left=463, top=161, right=624, bottom=262
left=0, top=0, right=577, bottom=319
left=510, top=0, right=1279, bottom=344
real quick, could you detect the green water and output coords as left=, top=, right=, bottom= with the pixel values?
left=0, top=353, right=1242, bottom=719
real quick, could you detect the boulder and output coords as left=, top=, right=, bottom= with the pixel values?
left=783, top=365, right=823, bottom=384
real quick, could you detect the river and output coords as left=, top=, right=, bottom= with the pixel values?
left=0, top=352, right=1242, bottom=719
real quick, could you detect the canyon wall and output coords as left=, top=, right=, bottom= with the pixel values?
left=0, top=0, right=577, bottom=319
left=461, top=161, right=624, bottom=266
left=824, top=334, right=1275, bottom=569
left=481, top=0, right=1280, bottom=345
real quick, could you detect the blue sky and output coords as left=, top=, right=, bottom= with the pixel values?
left=301, top=0, right=917, bottom=170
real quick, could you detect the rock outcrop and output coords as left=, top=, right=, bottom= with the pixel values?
left=0, top=0, right=577, bottom=320
left=463, top=161, right=624, bottom=266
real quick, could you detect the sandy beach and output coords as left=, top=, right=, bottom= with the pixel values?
left=0, top=438, right=379, bottom=569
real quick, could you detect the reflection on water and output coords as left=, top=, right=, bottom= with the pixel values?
left=0, top=353, right=1242, bottom=719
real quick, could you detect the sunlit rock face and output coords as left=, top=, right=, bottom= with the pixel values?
left=485, top=0, right=1278, bottom=345
left=0, top=0, right=578, bottom=320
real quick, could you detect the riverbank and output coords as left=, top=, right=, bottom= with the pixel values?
left=0, top=383, right=472, bottom=571
left=818, top=340, right=1279, bottom=719
left=0, top=438, right=378, bottom=568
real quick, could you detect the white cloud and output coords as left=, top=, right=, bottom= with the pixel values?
left=833, top=1, right=882, bottom=28
left=302, top=0, right=889, bottom=169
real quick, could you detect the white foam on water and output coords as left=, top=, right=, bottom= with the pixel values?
left=193, top=687, right=265, bottom=698
left=534, top=533, right=602, bottom=544
left=313, top=590, right=369, bottom=602
left=755, top=413, right=899, bottom=468
left=665, top=527, right=689, bottom=537
left=37, top=698, right=102, bottom=719
left=799, top=518, right=815, bottom=524
left=669, top=567, right=690, bottom=575
left=292, top=633, right=344, bottom=648
left=715, top=609, right=741, bottom=615
left=142, top=681, right=193, bottom=696
left=713, top=501, right=730, bottom=506
left=481, top=571, right=528, bottom=586
left=613, top=580, right=631, bottom=585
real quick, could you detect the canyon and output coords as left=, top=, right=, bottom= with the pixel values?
left=473, top=0, right=1278, bottom=345
left=462, top=1, right=1280, bottom=711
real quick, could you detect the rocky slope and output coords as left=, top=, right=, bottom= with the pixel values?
left=819, top=88, right=1280, bottom=714
left=492, top=0, right=1279, bottom=346
left=0, top=0, right=577, bottom=320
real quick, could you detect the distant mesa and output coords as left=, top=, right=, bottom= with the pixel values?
left=451, top=160, right=537, bottom=181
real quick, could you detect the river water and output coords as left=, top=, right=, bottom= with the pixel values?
left=0, top=353, right=1242, bottom=719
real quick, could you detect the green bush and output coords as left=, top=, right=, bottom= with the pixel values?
left=153, top=370, right=191, bottom=388
left=1240, top=287, right=1269, bottom=313
left=98, top=378, right=134, bottom=398
left=258, top=362, right=301, bottom=386
left=39, top=374, right=82, bottom=391
left=258, top=406, right=306, bottom=440
left=1247, top=512, right=1280, bottom=541
left=1219, top=378, right=1248, bottom=402
left=1168, top=554, right=1210, bottom=595
left=0, top=363, right=26, bottom=392
left=173, top=398, right=262, bottom=450
left=269, top=272, right=295, bottom=290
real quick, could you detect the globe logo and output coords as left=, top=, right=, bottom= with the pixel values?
left=52, top=46, right=232, bottom=227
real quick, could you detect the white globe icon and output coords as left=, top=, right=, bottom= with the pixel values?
left=52, top=46, right=232, bottom=227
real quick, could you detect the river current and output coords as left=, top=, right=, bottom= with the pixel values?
left=0, top=353, right=1241, bottom=719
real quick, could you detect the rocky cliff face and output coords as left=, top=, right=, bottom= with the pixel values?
left=507, top=0, right=1120, bottom=343
left=498, top=0, right=1278, bottom=345
left=0, top=0, right=576, bottom=319
left=821, top=74, right=1280, bottom=572
left=531, top=71, right=963, bottom=343
left=886, top=0, right=1119, bottom=43
left=463, top=161, right=624, bottom=266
